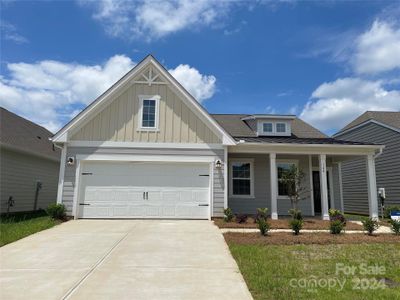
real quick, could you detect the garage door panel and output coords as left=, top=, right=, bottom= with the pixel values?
left=79, top=162, right=210, bottom=219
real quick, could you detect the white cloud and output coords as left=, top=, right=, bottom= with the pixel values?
left=80, top=0, right=231, bottom=41
left=0, top=55, right=135, bottom=132
left=0, top=55, right=217, bottom=132
left=300, top=78, right=400, bottom=132
left=169, top=64, right=216, bottom=102
left=353, top=20, right=400, bottom=74
left=0, top=21, right=28, bottom=44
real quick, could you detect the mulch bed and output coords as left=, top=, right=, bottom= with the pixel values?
left=224, top=232, right=400, bottom=245
left=214, top=217, right=364, bottom=231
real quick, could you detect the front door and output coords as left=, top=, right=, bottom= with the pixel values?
left=312, top=171, right=331, bottom=214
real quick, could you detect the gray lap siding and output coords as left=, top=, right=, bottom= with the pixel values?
left=227, top=153, right=314, bottom=216
left=337, top=123, right=400, bottom=214
left=61, top=146, right=224, bottom=217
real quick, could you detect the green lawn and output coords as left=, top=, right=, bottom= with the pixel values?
left=0, top=211, right=59, bottom=247
left=228, top=242, right=400, bottom=300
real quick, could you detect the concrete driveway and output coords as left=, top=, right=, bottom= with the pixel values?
left=0, top=220, right=252, bottom=300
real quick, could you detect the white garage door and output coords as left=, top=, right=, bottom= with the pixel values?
left=78, top=161, right=210, bottom=219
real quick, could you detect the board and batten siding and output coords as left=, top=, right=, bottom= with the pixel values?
left=61, top=147, right=225, bottom=217
left=338, top=122, right=400, bottom=214
left=70, top=79, right=220, bottom=144
left=0, top=148, right=59, bottom=213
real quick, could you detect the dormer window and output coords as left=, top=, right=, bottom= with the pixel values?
left=263, top=123, right=273, bottom=133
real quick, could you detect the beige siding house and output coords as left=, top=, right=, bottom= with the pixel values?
left=52, top=55, right=383, bottom=220
left=0, top=108, right=60, bottom=213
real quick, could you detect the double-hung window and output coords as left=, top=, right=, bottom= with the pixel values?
left=276, top=123, right=286, bottom=133
left=138, top=95, right=160, bottom=130
left=277, top=161, right=297, bottom=197
left=230, top=160, right=254, bottom=197
left=263, top=122, right=273, bottom=134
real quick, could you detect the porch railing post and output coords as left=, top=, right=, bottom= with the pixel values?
left=270, top=152, right=278, bottom=219
left=319, top=154, right=330, bottom=220
left=366, top=154, right=379, bottom=219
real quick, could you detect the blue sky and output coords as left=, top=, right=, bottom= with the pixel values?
left=1, top=0, right=399, bottom=135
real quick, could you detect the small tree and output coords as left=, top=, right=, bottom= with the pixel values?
left=280, top=165, right=307, bottom=210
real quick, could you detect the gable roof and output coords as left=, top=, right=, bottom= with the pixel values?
left=52, top=55, right=236, bottom=145
left=211, top=114, right=327, bottom=138
left=0, top=107, right=60, bottom=160
left=335, top=111, right=400, bottom=136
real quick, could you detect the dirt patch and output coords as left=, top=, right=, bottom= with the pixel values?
left=214, top=217, right=364, bottom=230
left=223, top=232, right=400, bottom=245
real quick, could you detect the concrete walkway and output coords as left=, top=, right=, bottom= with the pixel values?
left=0, top=220, right=252, bottom=300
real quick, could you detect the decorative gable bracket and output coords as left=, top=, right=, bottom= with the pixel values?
left=133, top=66, right=168, bottom=86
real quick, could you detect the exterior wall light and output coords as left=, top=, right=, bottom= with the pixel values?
left=215, top=160, right=222, bottom=169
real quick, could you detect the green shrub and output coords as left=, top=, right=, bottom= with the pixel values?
left=46, top=204, right=66, bottom=220
left=236, top=214, right=248, bottom=223
left=388, top=219, right=400, bottom=235
left=384, top=206, right=400, bottom=219
left=289, top=219, right=303, bottom=235
left=288, top=208, right=303, bottom=220
left=223, top=208, right=234, bottom=222
left=330, top=220, right=345, bottom=234
left=361, top=217, right=379, bottom=235
left=255, top=208, right=268, bottom=223
left=257, top=218, right=271, bottom=236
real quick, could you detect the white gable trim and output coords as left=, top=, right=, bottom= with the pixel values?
left=52, top=55, right=236, bottom=145
left=333, top=119, right=400, bottom=138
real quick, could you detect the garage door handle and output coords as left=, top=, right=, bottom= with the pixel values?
left=198, top=204, right=209, bottom=206
left=79, top=203, right=90, bottom=206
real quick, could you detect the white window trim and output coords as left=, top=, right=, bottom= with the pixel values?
left=229, top=158, right=255, bottom=198
left=276, top=122, right=287, bottom=133
left=263, top=122, right=273, bottom=134
left=258, top=120, right=291, bottom=136
left=138, top=95, right=160, bottom=131
left=276, top=159, right=299, bottom=199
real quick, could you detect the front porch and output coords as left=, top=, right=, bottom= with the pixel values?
left=226, top=143, right=382, bottom=220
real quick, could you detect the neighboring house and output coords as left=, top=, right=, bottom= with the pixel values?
left=333, top=111, right=400, bottom=215
left=52, top=55, right=382, bottom=221
left=0, top=108, right=60, bottom=213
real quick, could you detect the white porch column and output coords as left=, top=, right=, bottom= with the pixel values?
left=319, top=154, right=330, bottom=220
left=366, top=154, right=379, bottom=219
left=270, top=153, right=278, bottom=220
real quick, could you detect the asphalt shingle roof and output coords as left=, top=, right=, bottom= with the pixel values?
left=211, top=114, right=378, bottom=146
left=0, top=107, right=60, bottom=160
left=212, top=114, right=327, bottom=138
left=339, top=111, right=400, bottom=133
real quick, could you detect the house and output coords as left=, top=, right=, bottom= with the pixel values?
left=0, top=108, right=60, bottom=213
left=51, top=55, right=383, bottom=220
left=333, top=111, right=400, bottom=215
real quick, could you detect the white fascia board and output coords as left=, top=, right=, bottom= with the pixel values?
left=52, top=57, right=151, bottom=143
left=52, top=55, right=236, bottom=146
left=228, top=142, right=384, bottom=156
left=333, top=119, right=400, bottom=137
left=241, top=115, right=296, bottom=121
left=150, top=60, right=236, bottom=146
left=68, top=141, right=224, bottom=149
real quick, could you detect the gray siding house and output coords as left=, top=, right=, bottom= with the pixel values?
left=0, top=108, right=60, bottom=213
left=334, top=111, right=400, bottom=215
left=52, top=55, right=383, bottom=221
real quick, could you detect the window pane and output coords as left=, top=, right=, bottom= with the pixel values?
left=232, top=163, right=250, bottom=178
left=233, top=179, right=250, bottom=195
left=142, top=99, right=156, bottom=128
left=277, top=162, right=295, bottom=196
left=276, top=123, right=286, bottom=133
left=263, top=123, right=273, bottom=132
